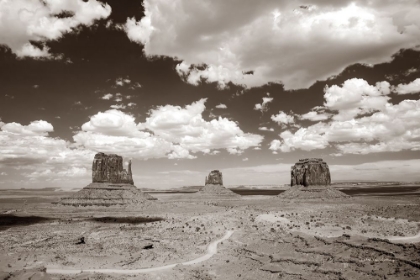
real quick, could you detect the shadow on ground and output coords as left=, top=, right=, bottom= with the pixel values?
left=0, top=214, right=54, bottom=231
left=89, top=216, right=164, bottom=224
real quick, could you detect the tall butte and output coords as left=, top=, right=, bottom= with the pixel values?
left=278, top=158, right=349, bottom=200
left=59, top=153, right=155, bottom=206
left=290, top=158, right=331, bottom=187
left=91, top=153, right=134, bottom=185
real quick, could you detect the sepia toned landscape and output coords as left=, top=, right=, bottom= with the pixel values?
left=0, top=153, right=419, bottom=280
left=1, top=0, right=420, bottom=279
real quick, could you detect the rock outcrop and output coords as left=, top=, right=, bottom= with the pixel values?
left=59, top=153, right=155, bottom=206
left=177, top=170, right=239, bottom=201
left=277, top=185, right=350, bottom=200
left=291, top=158, right=331, bottom=187
left=185, top=170, right=240, bottom=200
left=205, top=170, right=223, bottom=185
left=277, top=158, right=349, bottom=200
left=92, top=153, right=134, bottom=185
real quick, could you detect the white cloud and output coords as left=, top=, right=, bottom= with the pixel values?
left=124, top=0, right=420, bottom=90
left=215, top=103, right=227, bottom=109
left=271, top=111, right=295, bottom=126
left=73, top=99, right=263, bottom=159
left=129, top=82, right=142, bottom=90
left=324, top=78, right=391, bottom=121
left=270, top=124, right=330, bottom=152
left=101, top=93, right=113, bottom=100
left=254, top=97, right=273, bottom=113
left=1, top=120, right=53, bottom=136
left=138, top=99, right=263, bottom=154
left=115, top=77, right=131, bottom=86
left=242, top=157, right=249, bottom=161
left=110, top=104, right=127, bottom=109
left=0, top=120, right=95, bottom=187
left=300, top=111, right=330, bottom=121
left=114, top=93, right=123, bottom=102
left=73, top=109, right=174, bottom=159
left=270, top=78, right=420, bottom=154
left=17, top=43, right=50, bottom=58
left=258, top=127, right=274, bottom=132
left=78, top=109, right=144, bottom=137
left=395, top=78, right=420, bottom=95
left=0, top=0, right=111, bottom=58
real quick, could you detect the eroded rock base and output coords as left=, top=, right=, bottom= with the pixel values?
left=59, top=183, right=156, bottom=206
left=278, top=186, right=350, bottom=200
left=188, top=184, right=241, bottom=200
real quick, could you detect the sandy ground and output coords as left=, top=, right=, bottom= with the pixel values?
left=0, top=190, right=420, bottom=280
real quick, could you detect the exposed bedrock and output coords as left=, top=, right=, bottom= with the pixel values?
left=291, top=158, right=331, bottom=187
left=205, top=170, right=223, bottom=185
left=92, top=152, right=134, bottom=185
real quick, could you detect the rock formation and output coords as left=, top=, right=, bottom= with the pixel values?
left=59, top=152, right=155, bottom=206
left=92, top=153, right=134, bottom=184
left=185, top=170, right=240, bottom=200
left=277, top=185, right=350, bottom=200
left=205, top=170, right=223, bottom=185
left=291, top=158, right=331, bottom=187
left=277, top=158, right=349, bottom=200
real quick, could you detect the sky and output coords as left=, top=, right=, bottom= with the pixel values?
left=0, top=0, right=420, bottom=190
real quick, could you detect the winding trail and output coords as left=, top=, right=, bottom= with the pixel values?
left=388, top=231, right=420, bottom=243
left=46, top=230, right=234, bottom=275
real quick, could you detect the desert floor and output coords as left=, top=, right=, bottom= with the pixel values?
left=0, top=188, right=420, bottom=280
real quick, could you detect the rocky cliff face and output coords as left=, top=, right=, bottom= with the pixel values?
left=291, top=158, right=331, bottom=187
left=92, top=153, right=134, bottom=185
left=205, top=170, right=223, bottom=185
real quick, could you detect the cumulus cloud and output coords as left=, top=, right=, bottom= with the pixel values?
left=215, top=103, right=227, bottom=109
left=73, top=109, right=175, bottom=159
left=1, top=120, right=53, bottom=136
left=271, top=111, right=295, bottom=126
left=138, top=99, right=263, bottom=155
left=115, top=77, right=131, bottom=86
left=110, top=104, right=126, bottom=109
left=300, top=111, right=331, bottom=121
left=73, top=99, right=263, bottom=159
left=258, top=127, right=274, bottom=132
left=78, top=109, right=145, bottom=137
left=395, top=78, right=420, bottom=95
left=254, top=97, right=273, bottom=113
left=101, top=93, right=113, bottom=100
left=124, top=0, right=420, bottom=90
left=0, top=0, right=111, bottom=58
left=323, top=78, right=391, bottom=121
left=270, top=78, right=420, bottom=154
left=0, top=120, right=94, bottom=186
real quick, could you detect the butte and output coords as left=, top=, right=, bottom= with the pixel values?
left=278, top=158, right=349, bottom=200
left=59, top=152, right=155, bottom=206
left=189, top=170, right=240, bottom=200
